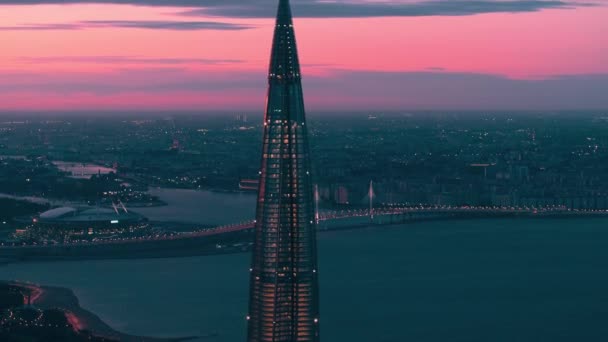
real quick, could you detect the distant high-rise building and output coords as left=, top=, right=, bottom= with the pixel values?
left=236, top=114, right=249, bottom=123
left=246, top=0, right=320, bottom=341
left=171, top=138, right=180, bottom=151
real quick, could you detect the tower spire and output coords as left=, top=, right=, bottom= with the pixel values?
left=246, top=0, right=320, bottom=341
left=277, top=0, right=293, bottom=25
left=269, top=0, right=301, bottom=82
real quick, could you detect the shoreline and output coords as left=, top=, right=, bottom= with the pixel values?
left=5, top=281, right=208, bottom=342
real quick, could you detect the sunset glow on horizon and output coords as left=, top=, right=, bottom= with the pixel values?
left=1, top=1, right=607, bottom=111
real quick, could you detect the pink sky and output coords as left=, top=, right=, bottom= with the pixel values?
left=0, top=1, right=606, bottom=111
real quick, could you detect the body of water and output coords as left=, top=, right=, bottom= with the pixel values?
left=2, top=218, right=608, bottom=342
left=0, top=193, right=50, bottom=205
left=132, top=188, right=256, bottom=226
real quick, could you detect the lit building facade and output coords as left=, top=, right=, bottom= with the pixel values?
left=246, top=0, right=320, bottom=341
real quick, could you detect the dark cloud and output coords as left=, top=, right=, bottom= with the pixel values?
left=1, top=68, right=606, bottom=110
left=0, top=1, right=593, bottom=18
left=0, top=23, right=81, bottom=30
left=82, top=20, right=251, bottom=30
left=0, top=20, right=251, bottom=31
left=303, top=70, right=608, bottom=110
left=17, top=56, right=244, bottom=65
left=0, top=0, right=205, bottom=4
left=183, top=0, right=589, bottom=18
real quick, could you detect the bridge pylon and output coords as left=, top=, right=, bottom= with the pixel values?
left=369, top=180, right=374, bottom=222
left=315, top=184, right=320, bottom=225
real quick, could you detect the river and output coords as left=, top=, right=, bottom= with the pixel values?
left=2, top=217, right=608, bottom=342
left=132, top=188, right=256, bottom=225
left=1, top=187, right=257, bottom=226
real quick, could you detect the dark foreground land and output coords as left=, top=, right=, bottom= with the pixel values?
left=1, top=281, right=202, bottom=342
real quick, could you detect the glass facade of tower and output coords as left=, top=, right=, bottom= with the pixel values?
left=246, top=1, right=320, bottom=341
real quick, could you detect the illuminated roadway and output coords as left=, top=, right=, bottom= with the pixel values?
left=175, top=204, right=608, bottom=238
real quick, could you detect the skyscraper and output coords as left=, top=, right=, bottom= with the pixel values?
left=246, top=0, right=320, bottom=341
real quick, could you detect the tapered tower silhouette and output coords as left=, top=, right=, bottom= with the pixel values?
left=246, top=0, right=320, bottom=341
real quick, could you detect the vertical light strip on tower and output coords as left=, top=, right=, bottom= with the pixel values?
left=246, top=0, right=321, bottom=341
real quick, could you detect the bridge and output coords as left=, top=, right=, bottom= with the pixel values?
left=1, top=204, right=607, bottom=262
left=2, top=204, right=607, bottom=250
left=199, top=204, right=608, bottom=239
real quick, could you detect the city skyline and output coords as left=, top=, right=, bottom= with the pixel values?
left=0, top=0, right=607, bottom=111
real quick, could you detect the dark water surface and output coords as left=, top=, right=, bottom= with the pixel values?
left=132, top=188, right=256, bottom=225
left=2, top=218, right=608, bottom=342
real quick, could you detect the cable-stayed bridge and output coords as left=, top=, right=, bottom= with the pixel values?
left=2, top=204, right=607, bottom=262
